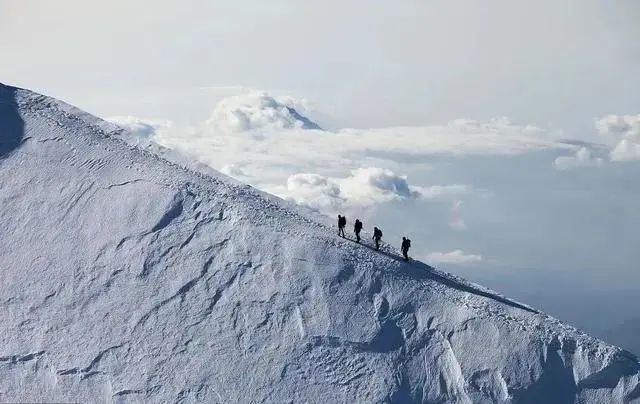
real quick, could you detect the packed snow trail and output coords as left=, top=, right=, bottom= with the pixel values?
left=0, top=83, right=639, bottom=403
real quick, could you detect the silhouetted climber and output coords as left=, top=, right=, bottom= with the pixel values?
left=401, top=237, right=411, bottom=261
left=373, top=227, right=383, bottom=250
left=338, top=215, right=347, bottom=238
left=354, top=219, right=363, bottom=243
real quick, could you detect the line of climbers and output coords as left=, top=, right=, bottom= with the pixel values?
left=337, top=215, right=411, bottom=261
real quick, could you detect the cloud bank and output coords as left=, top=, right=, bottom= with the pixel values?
left=281, top=167, right=444, bottom=213
left=146, top=92, right=576, bottom=204
left=137, top=91, right=564, bottom=221
left=274, top=167, right=479, bottom=215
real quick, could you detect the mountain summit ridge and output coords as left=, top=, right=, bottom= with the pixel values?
left=0, top=83, right=639, bottom=403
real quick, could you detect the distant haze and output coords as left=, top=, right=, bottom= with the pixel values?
left=2, top=1, right=639, bottom=133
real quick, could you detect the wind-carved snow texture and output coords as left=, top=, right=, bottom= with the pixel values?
left=0, top=83, right=639, bottom=403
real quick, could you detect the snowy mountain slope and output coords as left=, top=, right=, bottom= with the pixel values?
left=0, top=83, right=639, bottom=403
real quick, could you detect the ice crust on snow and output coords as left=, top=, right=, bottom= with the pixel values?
left=0, top=83, right=639, bottom=403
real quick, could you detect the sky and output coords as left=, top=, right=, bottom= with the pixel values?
left=2, top=0, right=640, bottom=354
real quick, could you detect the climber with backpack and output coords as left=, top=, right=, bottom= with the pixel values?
left=337, top=215, right=347, bottom=238
left=354, top=219, right=363, bottom=242
left=373, top=227, right=383, bottom=250
left=401, top=237, right=411, bottom=261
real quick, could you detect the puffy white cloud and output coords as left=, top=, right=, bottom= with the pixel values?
left=553, top=147, right=604, bottom=170
left=426, top=250, right=483, bottom=265
left=595, top=114, right=640, bottom=162
left=282, top=167, right=423, bottom=213
left=285, top=173, right=345, bottom=212
left=339, top=167, right=418, bottom=203
left=108, top=116, right=172, bottom=146
left=278, top=167, right=479, bottom=215
left=205, top=92, right=321, bottom=134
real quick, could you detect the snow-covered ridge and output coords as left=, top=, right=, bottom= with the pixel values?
left=0, top=83, right=639, bottom=403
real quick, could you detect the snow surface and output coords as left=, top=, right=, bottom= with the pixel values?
left=0, top=83, right=639, bottom=403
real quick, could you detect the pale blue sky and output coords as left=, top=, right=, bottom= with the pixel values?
left=2, top=1, right=639, bottom=132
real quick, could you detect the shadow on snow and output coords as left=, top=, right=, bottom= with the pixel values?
left=0, top=84, right=25, bottom=160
